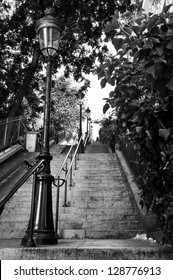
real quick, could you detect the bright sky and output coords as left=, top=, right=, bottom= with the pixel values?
left=85, top=73, right=114, bottom=120
left=85, top=42, right=115, bottom=121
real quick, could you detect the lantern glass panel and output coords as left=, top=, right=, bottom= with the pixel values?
left=39, top=26, right=61, bottom=57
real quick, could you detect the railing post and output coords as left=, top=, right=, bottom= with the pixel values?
left=17, top=119, right=21, bottom=141
left=3, top=118, right=8, bottom=148
left=75, top=153, right=77, bottom=170
left=69, top=149, right=73, bottom=189
left=63, top=163, right=68, bottom=207
left=55, top=176, right=60, bottom=236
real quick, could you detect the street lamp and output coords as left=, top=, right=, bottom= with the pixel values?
left=22, top=8, right=62, bottom=246
left=76, top=90, right=85, bottom=153
left=85, top=107, right=91, bottom=135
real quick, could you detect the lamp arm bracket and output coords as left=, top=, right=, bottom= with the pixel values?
left=36, top=160, right=48, bottom=174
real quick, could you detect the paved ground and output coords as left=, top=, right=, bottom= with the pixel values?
left=86, top=141, right=109, bottom=153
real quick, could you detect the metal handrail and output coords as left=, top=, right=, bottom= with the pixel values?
left=83, top=132, right=89, bottom=148
left=0, top=160, right=28, bottom=183
left=53, top=136, right=82, bottom=235
left=0, top=159, right=45, bottom=208
left=56, top=143, right=76, bottom=178
left=0, top=157, right=47, bottom=247
left=65, top=137, right=82, bottom=181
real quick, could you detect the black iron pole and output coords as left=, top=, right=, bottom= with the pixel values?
left=22, top=58, right=58, bottom=246
left=86, top=116, right=88, bottom=135
left=79, top=103, right=82, bottom=139
left=79, top=102, right=84, bottom=153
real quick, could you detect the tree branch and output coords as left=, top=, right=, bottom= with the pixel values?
left=8, top=43, right=40, bottom=118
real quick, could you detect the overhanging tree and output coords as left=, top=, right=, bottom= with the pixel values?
left=0, top=0, right=136, bottom=119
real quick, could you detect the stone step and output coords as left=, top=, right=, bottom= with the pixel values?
left=61, top=229, right=144, bottom=239
left=58, top=206, right=138, bottom=215
left=73, top=175, right=122, bottom=180
left=85, top=229, right=144, bottom=239
left=59, top=213, right=138, bottom=222
left=76, top=163, right=117, bottom=166
left=0, top=239, right=171, bottom=260
left=70, top=200, right=133, bottom=209
left=59, top=220, right=141, bottom=231
left=72, top=180, right=125, bottom=185
left=70, top=194, right=132, bottom=201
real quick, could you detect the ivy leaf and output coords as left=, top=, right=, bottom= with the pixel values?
left=146, top=65, right=156, bottom=79
left=101, top=78, right=107, bottom=88
left=103, top=103, right=110, bottom=114
left=104, top=17, right=119, bottom=33
left=123, top=11, right=132, bottom=17
left=166, top=29, right=173, bottom=37
left=139, top=21, right=147, bottom=32
left=112, top=38, right=123, bottom=51
left=106, top=64, right=114, bottom=80
left=98, top=68, right=105, bottom=80
left=166, top=77, right=173, bottom=91
left=108, top=77, right=115, bottom=86
left=109, top=91, right=115, bottom=98
left=132, top=25, right=141, bottom=35
left=136, top=126, right=143, bottom=134
left=163, top=4, right=172, bottom=14
left=143, top=40, right=153, bottom=50
left=147, top=15, right=159, bottom=29
left=124, top=26, right=133, bottom=36
left=166, top=39, right=173, bottom=50
left=155, top=46, right=164, bottom=57
left=159, top=128, right=171, bottom=140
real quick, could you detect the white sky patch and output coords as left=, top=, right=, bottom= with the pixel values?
left=85, top=73, right=114, bottom=120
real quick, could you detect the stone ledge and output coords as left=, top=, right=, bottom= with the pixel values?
left=115, top=149, right=161, bottom=240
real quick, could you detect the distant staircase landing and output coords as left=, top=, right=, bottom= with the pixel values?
left=85, top=141, right=109, bottom=153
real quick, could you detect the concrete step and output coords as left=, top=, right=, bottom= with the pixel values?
left=61, top=229, right=144, bottom=239
left=58, top=206, right=138, bottom=215
left=59, top=213, right=138, bottom=222
left=59, top=220, right=141, bottom=231
left=0, top=238, right=172, bottom=260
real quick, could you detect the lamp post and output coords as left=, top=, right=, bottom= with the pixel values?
left=85, top=107, right=91, bottom=135
left=22, top=8, right=62, bottom=246
left=76, top=91, right=84, bottom=153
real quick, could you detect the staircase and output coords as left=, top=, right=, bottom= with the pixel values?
left=58, top=151, right=144, bottom=239
left=0, top=141, right=172, bottom=260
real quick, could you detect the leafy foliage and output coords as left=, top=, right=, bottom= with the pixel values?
left=51, top=77, right=81, bottom=131
left=99, top=117, right=117, bottom=152
left=99, top=4, right=173, bottom=245
left=0, top=0, right=134, bottom=119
